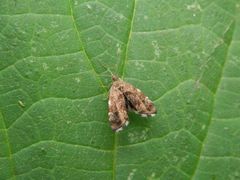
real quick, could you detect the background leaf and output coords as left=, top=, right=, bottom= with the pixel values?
left=0, top=0, right=240, bottom=179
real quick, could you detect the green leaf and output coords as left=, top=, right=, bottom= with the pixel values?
left=0, top=0, right=240, bottom=179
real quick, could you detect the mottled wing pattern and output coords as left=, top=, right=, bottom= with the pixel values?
left=108, top=75, right=157, bottom=131
left=108, top=84, right=129, bottom=132
left=118, top=80, right=157, bottom=117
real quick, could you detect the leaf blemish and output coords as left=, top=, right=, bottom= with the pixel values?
left=86, top=4, right=92, bottom=10
left=42, top=63, right=49, bottom=70
left=152, top=40, right=160, bottom=58
left=127, top=169, right=137, bottom=180
left=128, top=129, right=149, bottom=143
left=202, top=125, right=206, bottom=130
left=74, top=77, right=81, bottom=83
left=134, top=61, right=144, bottom=69
left=186, top=2, right=202, bottom=11
left=18, top=100, right=25, bottom=108
left=116, top=43, right=122, bottom=55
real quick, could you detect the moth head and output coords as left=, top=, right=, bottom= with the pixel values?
left=112, top=75, right=119, bottom=81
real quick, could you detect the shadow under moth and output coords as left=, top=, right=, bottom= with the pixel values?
left=108, top=75, right=157, bottom=132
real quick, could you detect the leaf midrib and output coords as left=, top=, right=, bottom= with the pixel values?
left=68, top=0, right=137, bottom=179
left=68, top=0, right=108, bottom=94
left=112, top=0, right=136, bottom=179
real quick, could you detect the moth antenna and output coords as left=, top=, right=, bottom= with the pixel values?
left=105, top=69, right=120, bottom=82
left=106, top=68, right=114, bottom=77
left=96, top=60, right=119, bottom=81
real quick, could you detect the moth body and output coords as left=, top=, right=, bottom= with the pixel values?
left=108, top=75, right=157, bottom=132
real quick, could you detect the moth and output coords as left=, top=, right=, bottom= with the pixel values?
left=108, top=75, right=157, bottom=132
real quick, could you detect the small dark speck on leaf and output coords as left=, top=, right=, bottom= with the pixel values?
left=40, top=147, right=47, bottom=156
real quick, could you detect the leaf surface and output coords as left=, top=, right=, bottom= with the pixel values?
left=0, top=0, right=240, bottom=179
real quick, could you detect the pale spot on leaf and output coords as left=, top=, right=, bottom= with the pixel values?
left=186, top=2, right=202, bottom=11
left=127, top=169, right=137, bottom=180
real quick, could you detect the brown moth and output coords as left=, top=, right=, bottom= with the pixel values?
left=108, top=75, right=157, bottom=132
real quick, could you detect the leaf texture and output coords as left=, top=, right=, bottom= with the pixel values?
left=0, top=0, right=240, bottom=179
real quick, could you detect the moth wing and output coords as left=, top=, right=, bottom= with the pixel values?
left=120, top=81, right=157, bottom=117
left=108, top=85, right=129, bottom=131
